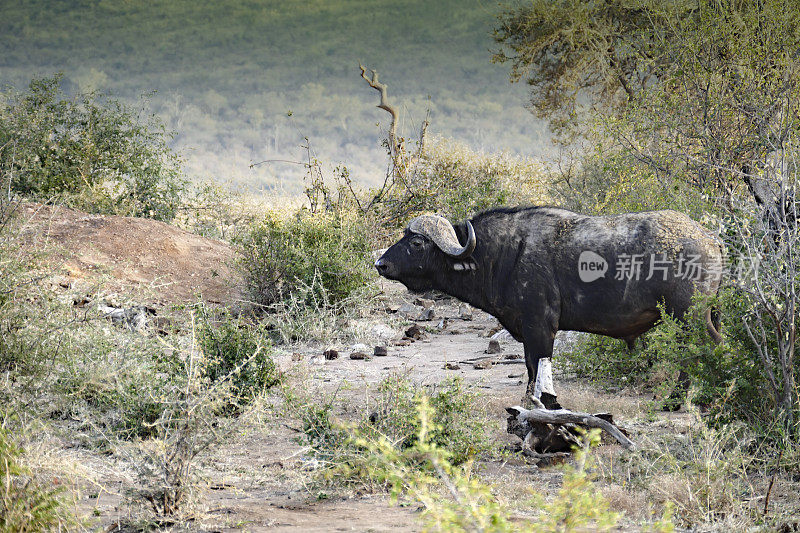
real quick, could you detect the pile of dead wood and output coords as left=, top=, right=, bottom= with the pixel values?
left=506, top=399, right=635, bottom=464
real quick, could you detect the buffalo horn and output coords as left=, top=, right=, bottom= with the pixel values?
left=407, top=215, right=476, bottom=259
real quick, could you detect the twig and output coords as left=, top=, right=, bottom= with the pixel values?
left=764, top=448, right=783, bottom=516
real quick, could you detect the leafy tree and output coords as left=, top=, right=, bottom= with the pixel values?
left=0, top=75, right=185, bottom=220
left=496, top=0, right=800, bottom=425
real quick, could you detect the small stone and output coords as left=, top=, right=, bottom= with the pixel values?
left=397, top=303, right=422, bottom=318
left=393, top=339, right=412, bottom=347
left=473, top=359, right=494, bottom=370
left=373, top=346, right=388, bottom=357
left=291, top=352, right=304, bottom=361
left=417, top=307, right=435, bottom=321
left=404, top=325, right=424, bottom=340
left=458, top=304, right=473, bottom=321
left=73, top=295, right=91, bottom=307
left=414, top=297, right=436, bottom=309
left=350, top=351, right=370, bottom=360
left=150, top=316, right=173, bottom=335
left=323, top=349, right=339, bottom=360
left=503, top=353, right=523, bottom=360
left=370, top=324, right=397, bottom=340
left=443, top=362, right=461, bottom=370
left=485, top=340, right=503, bottom=354
left=436, top=318, right=448, bottom=330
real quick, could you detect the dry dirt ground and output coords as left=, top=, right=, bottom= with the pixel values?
left=71, top=294, right=657, bottom=532
left=18, top=204, right=775, bottom=532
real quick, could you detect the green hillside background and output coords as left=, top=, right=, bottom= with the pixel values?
left=0, top=0, right=549, bottom=193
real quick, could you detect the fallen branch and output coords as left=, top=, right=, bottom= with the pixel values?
left=506, top=405, right=636, bottom=452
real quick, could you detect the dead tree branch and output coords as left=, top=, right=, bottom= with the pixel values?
left=359, top=63, right=400, bottom=161
left=506, top=405, right=636, bottom=452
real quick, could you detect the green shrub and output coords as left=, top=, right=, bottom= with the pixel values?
left=368, top=374, right=492, bottom=465
left=0, top=425, right=75, bottom=531
left=349, top=400, right=619, bottom=532
left=412, top=139, right=548, bottom=221
left=642, top=291, right=775, bottom=426
left=196, top=307, right=281, bottom=404
left=298, top=374, right=493, bottom=491
left=563, top=289, right=781, bottom=426
left=235, top=209, right=374, bottom=309
left=0, top=75, right=185, bottom=220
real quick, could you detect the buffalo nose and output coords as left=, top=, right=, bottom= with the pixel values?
left=374, top=258, right=389, bottom=274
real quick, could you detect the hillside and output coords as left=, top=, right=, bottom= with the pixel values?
left=0, top=0, right=550, bottom=191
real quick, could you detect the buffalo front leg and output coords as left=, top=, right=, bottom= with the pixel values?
left=523, top=336, right=560, bottom=409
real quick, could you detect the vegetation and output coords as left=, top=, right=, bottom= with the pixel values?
left=0, top=425, right=75, bottom=532
left=496, top=0, right=800, bottom=428
left=196, top=306, right=282, bottom=405
left=0, top=0, right=549, bottom=191
left=235, top=208, right=375, bottom=310
left=296, top=374, right=493, bottom=490
left=0, top=75, right=185, bottom=220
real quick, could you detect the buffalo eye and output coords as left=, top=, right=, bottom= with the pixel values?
left=410, top=236, right=425, bottom=248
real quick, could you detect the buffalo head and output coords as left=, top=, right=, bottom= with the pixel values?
left=375, top=214, right=476, bottom=292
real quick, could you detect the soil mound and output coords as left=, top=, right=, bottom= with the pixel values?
left=18, top=203, right=241, bottom=306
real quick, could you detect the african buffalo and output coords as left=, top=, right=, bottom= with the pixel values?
left=375, top=207, right=723, bottom=409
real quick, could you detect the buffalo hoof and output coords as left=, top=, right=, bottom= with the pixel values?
left=660, top=395, right=683, bottom=412
left=520, top=392, right=562, bottom=410
left=540, top=392, right=563, bottom=410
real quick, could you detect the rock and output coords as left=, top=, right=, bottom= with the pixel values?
left=417, top=307, right=435, bottom=321
left=404, top=325, right=424, bottom=340
left=53, top=276, right=71, bottom=289
left=473, top=359, right=494, bottom=370
left=291, top=352, right=304, bottom=361
left=458, top=303, right=473, bottom=321
left=414, top=297, right=436, bottom=309
left=503, top=353, right=523, bottom=360
left=350, top=351, right=370, bottom=360
left=323, top=349, right=339, bottom=360
left=150, top=316, right=174, bottom=336
left=350, top=343, right=370, bottom=353
left=373, top=346, right=388, bottom=357
left=98, top=304, right=155, bottom=332
left=397, top=303, right=422, bottom=318
left=393, top=339, right=412, bottom=347
left=370, top=324, right=397, bottom=340
left=436, top=318, right=448, bottom=330
left=72, top=295, right=92, bottom=307
left=485, top=339, right=503, bottom=354
left=443, top=362, right=461, bottom=370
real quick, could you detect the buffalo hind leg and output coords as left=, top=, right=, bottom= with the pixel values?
left=662, top=306, right=723, bottom=411
left=663, top=370, right=690, bottom=412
